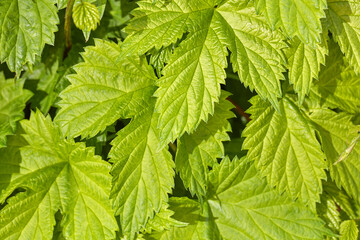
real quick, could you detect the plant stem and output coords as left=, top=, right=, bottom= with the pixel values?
left=64, top=0, right=76, bottom=56
left=226, top=97, right=250, bottom=122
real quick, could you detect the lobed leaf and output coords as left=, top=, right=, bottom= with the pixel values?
left=0, top=0, right=59, bottom=73
left=242, top=95, right=327, bottom=210
left=55, top=39, right=156, bottom=139
left=0, top=111, right=117, bottom=240
left=109, top=100, right=175, bottom=238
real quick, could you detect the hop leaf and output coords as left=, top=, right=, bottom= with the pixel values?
left=242, top=95, right=327, bottom=210
left=0, top=0, right=59, bottom=73
left=122, top=0, right=286, bottom=146
left=73, top=1, right=101, bottom=31
left=0, top=111, right=118, bottom=240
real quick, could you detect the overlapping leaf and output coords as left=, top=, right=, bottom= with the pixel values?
left=0, top=111, right=117, bottom=240
left=109, top=100, right=175, bottom=238
left=0, top=76, right=32, bottom=147
left=207, top=157, right=331, bottom=240
left=148, top=158, right=332, bottom=239
left=145, top=197, right=221, bottom=240
left=308, top=109, right=360, bottom=204
left=242, top=95, right=327, bottom=210
left=55, top=39, right=156, bottom=138
left=310, top=41, right=360, bottom=113
left=175, top=91, right=234, bottom=198
left=327, top=0, right=360, bottom=74
left=285, top=37, right=327, bottom=104
left=0, top=0, right=59, bottom=73
left=254, top=0, right=326, bottom=45
left=122, top=0, right=286, bottom=146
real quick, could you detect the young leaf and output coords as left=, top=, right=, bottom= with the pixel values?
left=340, top=220, right=358, bottom=240
left=285, top=37, right=327, bottom=104
left=55, top=39, right=156, bottom=139
left=242, top=95, right=327, bottom=210
left=109, top=100, right=175, bottom=238
left=0, top=77, right=32, bottom=148
left=254, top=0, right=326, bottom=45
left=76, top=0, right=107, bottom=41
left=122, top=0, right=286, bottom=145
left=0, top=111, right=117, bottom=240
left=207, top=157, right=332, bottom=240
left=327, top=0, right=360, bottom=74
left=308, top=109, right=360, bottom=204
left=0, top=0, right=59, bottom=73
left=73, top=2, right=101, bottom=31
left=175, top=91, right=234, bottom=198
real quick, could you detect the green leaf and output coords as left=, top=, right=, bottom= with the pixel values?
left=142, top=203, right=187, bottom=234
left=109, top=100, right=175, bottom=238
left=242, top=95, right=327, bottom=210
left=78, top=0, right=107, bottom=41
left=175, top=91, right=234, bottom=198
left=327, top=0, right=360, bottom=74
left=0, top=0, right=59, bottom=73
left=254, top=0, right=326, bottom=45
left=0, top=111, right=117, bottom=239
left=153, top=4, right=228, bottom=146
left=55, top=39, right=156, bottom=139
left=310, top=40, right=360, bottom=113
left=208, top=157, right=332, bottom=240
left=73, top=2, right=101, bottom=31
left=322, top=181, right=359, bottom=219
left=0, top=78, right=32, bottom=147
left=308, top=108, right=360, bottom=205
left=56, top=0, right=68, bottom=9
left=317, top=189, right=341, bottom=233
left=285, top=36, right=327, bottom=104
left=145, top=197, right=221, bottom=240
left=123, top=1, right=286, bottom=145
left=340, top=220, right=358, bottom=240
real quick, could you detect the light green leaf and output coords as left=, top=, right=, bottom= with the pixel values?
left=208, top=157, right=332, bottom=240
left=340, top=220, right=358, bottom=240
left=109, top=100, right=175, bottom=238
left=55, top=39, right=156, bottom=139
left=153, top=6, right=228, bottom=146
left=0, top=78, right=32, bottom=147
left=0, top=0, right=59, bottom=73
left=310, top=40, right=360, bottom=113
left=145, top=197, right=221, bottom=240
left=79, top=0, right=107, bottom=41
left=242, top=96, right=327, bottom=210
left=327, top=0, right=360, bottom=74
left=142, top=203, right=187, bottom=234
left=322, top=181, right=359, bottom=219
left=308, top=108, right=360, bottom=205
left=56, top=0, right=68, bottom=9
left=73, top=2, right=100, bottom=31
left=123, top=1, right=286, bottom=145
left=317, top=189, right=341, bottom=233
left=285, top=36, right=327, bottom=104
left=0, top=111, right=117, bottom=240
left=218, top=2, right=286, bottom=111
left=254, top=0, right=326, bottom=45
left=175, top=91, right=234, bottom=198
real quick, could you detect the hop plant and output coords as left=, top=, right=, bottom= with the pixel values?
left=0, top=0, right=359, bottom=239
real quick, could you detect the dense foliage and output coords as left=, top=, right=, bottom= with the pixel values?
left=0, top=0, right=359, bottom=239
